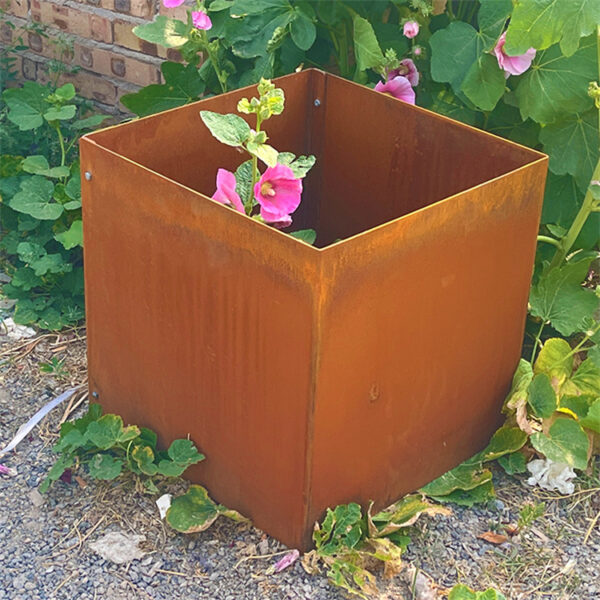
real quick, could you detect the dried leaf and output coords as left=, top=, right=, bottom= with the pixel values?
left=478, top=531, right=509, bottom=545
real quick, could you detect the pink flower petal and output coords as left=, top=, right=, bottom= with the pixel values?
left=274, top=549, right=300, bottom=573
left=388, top=59, right=419, bottom=87
left=192, top=10, right=212, bottom=31
left=163, top=0, right=185, bottom=7
left=403, top=21, right=419, bottom=39
left=254, top=164, right=302, bottom=223
left=493, top=32, right=535, bottom=77
left=212, top=168, right=245, bottom=214
left=374, top=76, right=416, bottom=104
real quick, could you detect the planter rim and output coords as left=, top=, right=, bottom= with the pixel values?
left=82, top=69, right=548, bottom=254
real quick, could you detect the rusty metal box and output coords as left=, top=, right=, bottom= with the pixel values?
left=81, top=69, right=547, bottom=550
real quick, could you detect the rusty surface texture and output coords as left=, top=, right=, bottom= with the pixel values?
left=80, top=69, right=548, bottom=550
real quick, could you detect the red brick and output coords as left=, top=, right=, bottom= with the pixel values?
left=39, top=62, right=118, bottom=105
left=1, top=0, right=29, bottom=19
left=73, top=42, right=160, bottom=86
left=158, top=0, right=188, bottom=21
left=31, top=0, right=112, bottom=43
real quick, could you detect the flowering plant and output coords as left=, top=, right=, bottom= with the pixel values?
left=200, top=78, right=316, bottom=242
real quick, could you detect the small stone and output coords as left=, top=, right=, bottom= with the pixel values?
left=258, top=539, right=269, bottom=555
left=89, top=531, right=146, bottom=564
left=28, top=489, right=45, bottom=507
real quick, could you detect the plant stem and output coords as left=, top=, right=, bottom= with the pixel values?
left=530, top=320, right=546, bottom=364
left=547, top=157, right=600, bottom=270
left=53, top=122, right=66, bottom=167
left=537, top=235, right=561, bottom=248
left=247, top=114, right=262, bottom=213
left=547, top=25, right=600, bottom=270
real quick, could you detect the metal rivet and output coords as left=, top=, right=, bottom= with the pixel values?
left=92, top=391, right=99, bottom=398
left=314, top=99, right=321, bottom=107
left=84, top=171, right=92, bottom=181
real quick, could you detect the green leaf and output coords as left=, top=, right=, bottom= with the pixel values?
left=430, top=479, right=495, bottom=507
left=246, top=141, right=278, bottom=166
left=167, top=439, right=204, bottom=465
left=539, top=110, right=599, bottom=193
left=54, top=427, right=86, bottom=453
left=44, top=105, right=76, bottom=122
left=289, top=229, right=316, bottom=244
left=504, top=359, right=534, bottom=411
left=290, top=9, right=316, bottom=51
left=352, top=15, right=384, bottom=72
left=71, top=114, right=110, bottom=130
left=461, top=53, right=506, bottom=111
left=559, top=394, right=595, bottom=418
left=40, top=455, right=74, bottom=493
left=449, top=584, right=506, bottom=600
left=277, top=152, right=315, bottom=178
left=229, top=3, right=295, bottom=59
left=528, top=373, right=558, bottom=418
left=30, top=254, right=71, bottom=277
left=10, top=176, right=63, bottom=220
left=166, top=485, right=221, bottom=533
left=531, top=418, right=590, bottom=470
left=481, top=426, right=528, bottom=461
left=200, top=111, right=251, bottom=147
left=133, top=16, right=189, bottom=48
left=55, top=220, right=83, bottom=250
left=139, top=427, right=158, bottom=450
left=541, top=173, right=581, bottom=228
left=22, top=155, right=70, bottom=179
left=529, top=258, right=597, bottom=336
left=505, top=0, right=600, bottom=57
left=420, top=456, right=491, bottom=496
left=87, top=454, right=123, bottom=480
left=580, top=399, right=600, bottom=434
left=86, top=414, right=125, bottom=450
left=3, top=82, right=50, bottom=130
left=53, top=83, right=76, bottom=101
left=234, top=160, right=253, bottom=203
left=497, top=452, right=528, bottom=475
left=11, top=267, right=41, bottom=291
left=563, top=358, right=600, bottom=397
left=534, top=338, right=573, bottom=387
left=131, top=445, right=159, bottom=475
left=515, top=38, right=596, bottom=124
left=477, top=0, right=512, bottom=49
left=430, top=22, right=483, bottom=94
left=121, top=63, right=205, bottom=117
left=156, top=460, right=188, bottom=477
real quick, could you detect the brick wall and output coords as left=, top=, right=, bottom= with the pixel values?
left=1, top=0, right=186, bottom=113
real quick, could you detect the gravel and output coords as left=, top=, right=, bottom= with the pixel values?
left=1, top=333, right=599, bottom=599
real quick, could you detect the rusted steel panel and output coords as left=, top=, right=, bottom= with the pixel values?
left=81, top=69, right=547, bottom=550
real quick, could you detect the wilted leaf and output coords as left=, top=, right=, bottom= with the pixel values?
left=534, top=338, right=574, bottom=389
left=478, top=531, right=509, bottom=545
left=482, top=426, right=528, bottom=461
left=420, top=456, right=491, bottom=497
left=166, top=485, right=220, bottom=533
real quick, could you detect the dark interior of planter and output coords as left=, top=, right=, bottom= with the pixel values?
left=89, top=70, right=542, bottom=248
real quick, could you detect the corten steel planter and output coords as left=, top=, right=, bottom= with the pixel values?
left=80, top=69, right=548, bottom=550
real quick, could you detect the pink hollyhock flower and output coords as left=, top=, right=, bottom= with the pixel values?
left=192, top=10, right=212, bottom=30
left=212, top=169, right=245, bottom=214
left=374, top=76, right=415, bottom=104
left=413, top=46, right=422, bottom=57
left=388, top=58, right=419, bottom=87
left=254, top=164, right=302, bottom=224
left=403, top=21, right=419, bottom=39
left=493, top=32, right=535, bottom=77
left=163, top=0, right=185, bottom=7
